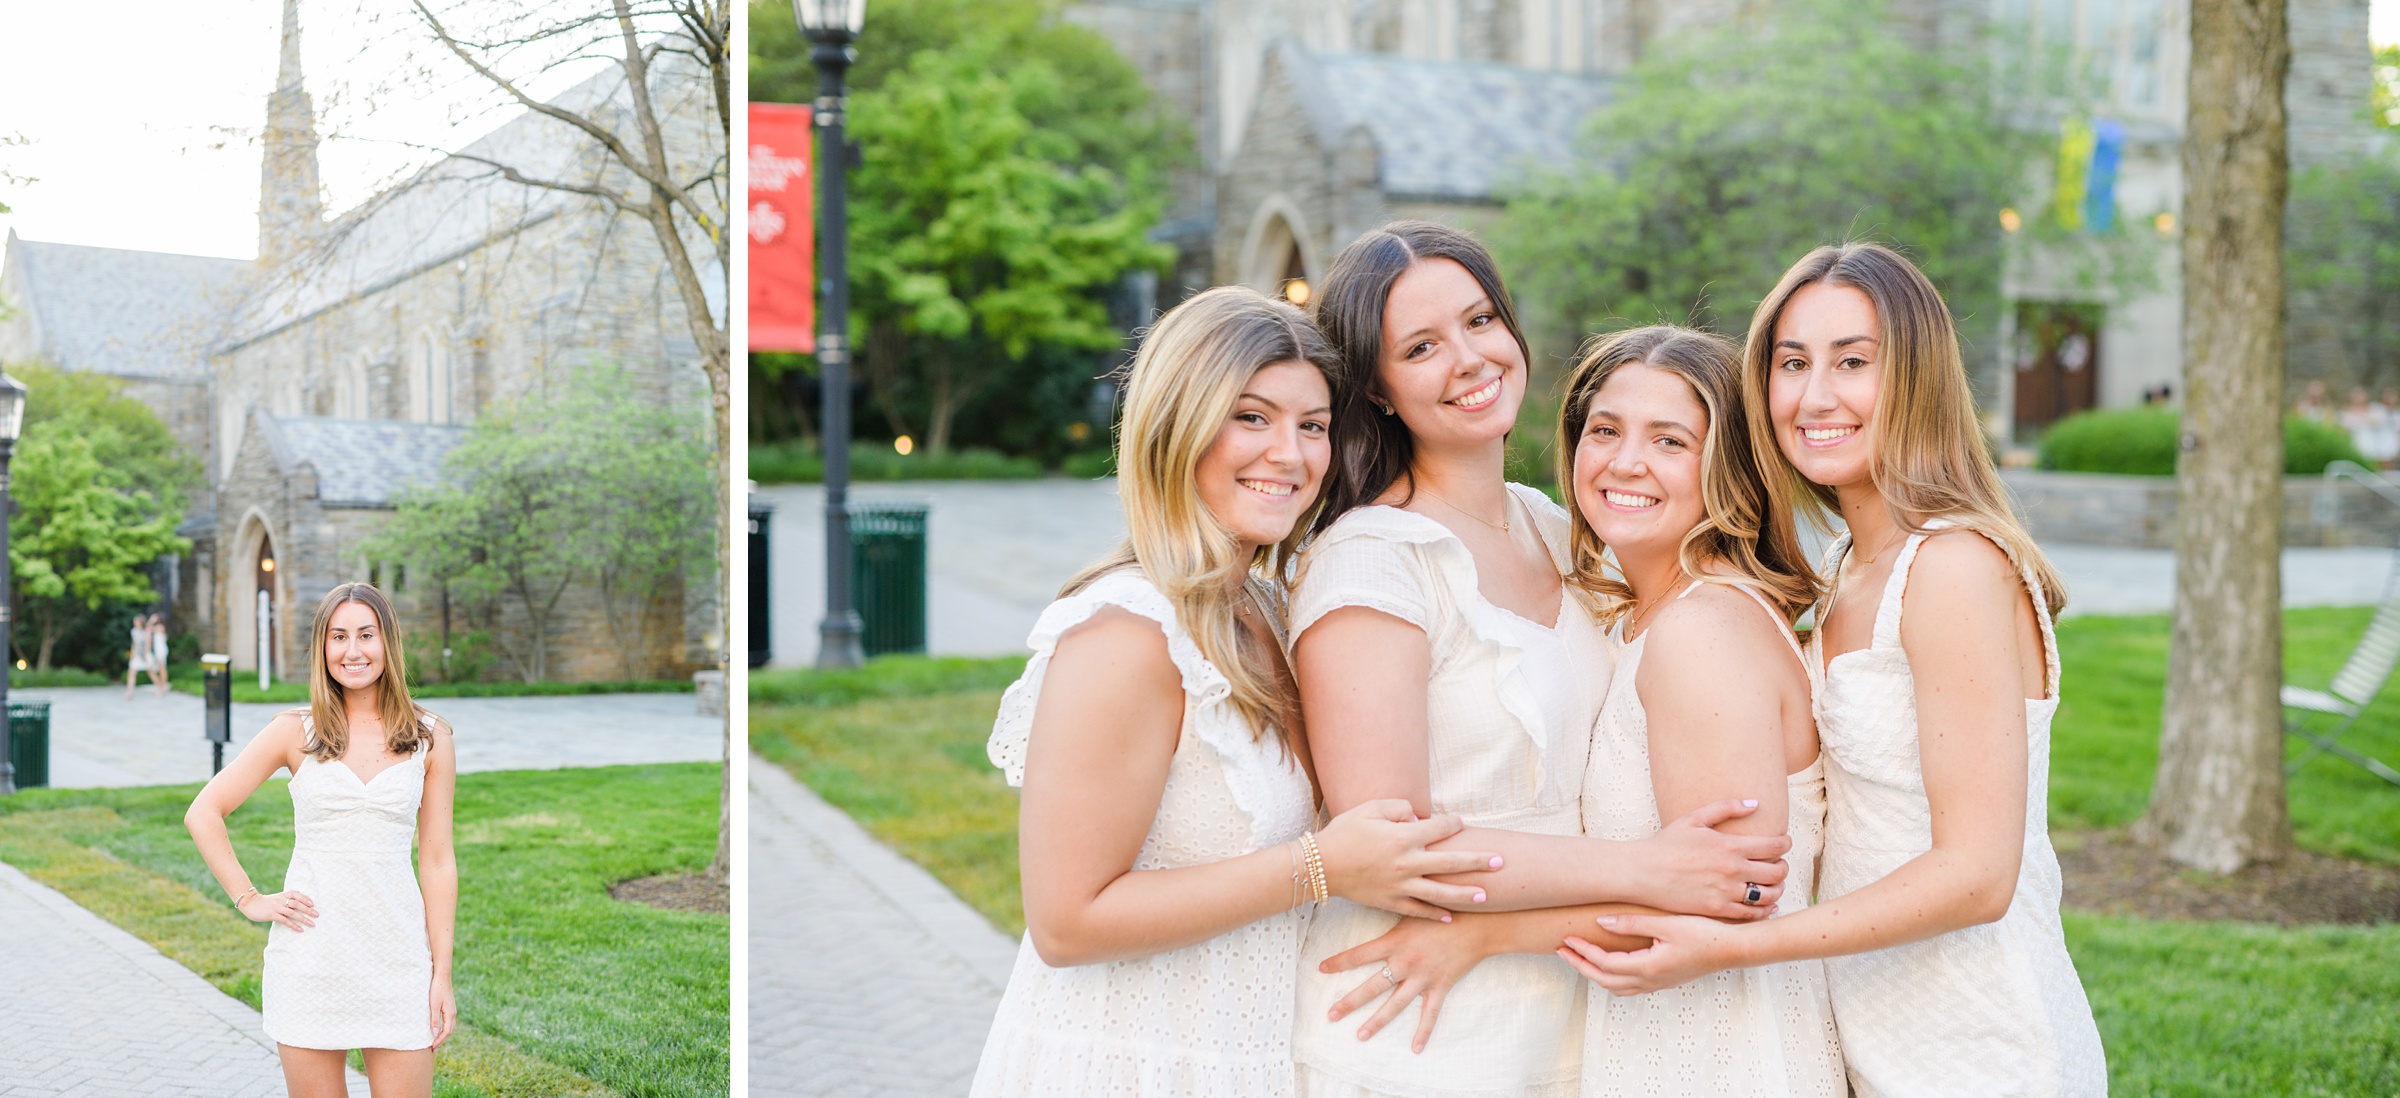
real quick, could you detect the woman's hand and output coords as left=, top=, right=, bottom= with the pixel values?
left=1316, top=799, right=1500, bottom=920
left=1558, top=912, right=1743, bottom=995
left=239, top=890, right=318, bottom=932
left=428, top=973, right=458, bottom=1049
left=1636, top=799, right=1791, bottom=920
left=1316, top=913, right=1495, bottom=1053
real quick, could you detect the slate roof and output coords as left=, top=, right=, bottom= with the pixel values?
left=1275, top=41, right=1615, bottom=202
left=1, top=233, right=249, bottom=380
left=255, top=412, right=469, bottom=508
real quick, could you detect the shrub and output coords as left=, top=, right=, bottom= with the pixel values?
left=2037, top=407, right=2368, bottom=476
left=1058, top=449, right=1115, bottom=479
left=747, top=441, right=1044, bottom=483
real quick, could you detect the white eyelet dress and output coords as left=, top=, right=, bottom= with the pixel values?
left=1288, top=484, right=1613, bottom=1098
left=972, top=569, right=1320, bottom=1097
left=1809, top=523, right=2108, bottom=1096
left=262, top=717, right=435, bottom=1051
left=1576, top=582, right=1844, bottom=1097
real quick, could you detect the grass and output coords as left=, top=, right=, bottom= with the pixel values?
left=156, top=666, right=695, bottom=706
left=2052, top=606, right=2400, bottom=863
left=749, top=440, right=1046, bottom=483
left=0, top=764, right=727, bottom=1098
left=749, top=609, right=2400, bottom=1093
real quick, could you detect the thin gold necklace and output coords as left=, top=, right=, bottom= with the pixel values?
left=1854, top=529, right=1905, bottom=565
left=1417, top=484, right=1511, bottom=533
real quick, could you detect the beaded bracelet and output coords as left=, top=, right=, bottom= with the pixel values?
left=1298, top=830, right=1328, bottom=905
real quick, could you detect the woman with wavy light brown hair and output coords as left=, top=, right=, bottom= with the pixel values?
left=187, top=582, right=457, bottom=1098
left=969, top=285, right=1500, bottom=1098
left=1572, top=244, right=2106, bottom=1096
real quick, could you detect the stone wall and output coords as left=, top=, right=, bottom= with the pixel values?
left=2002, top=467, right=2400, bottom=549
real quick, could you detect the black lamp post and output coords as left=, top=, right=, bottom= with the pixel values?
left=0, top=370, right=26, bottom=796
left=794, top=0, right=867, bottom=668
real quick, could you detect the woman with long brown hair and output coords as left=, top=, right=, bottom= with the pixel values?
left=968, top=285, right=1499, bottom=1097
left=187, top=583, right=458, bottom=1097
left=1569, top=244, right=2106, bottom=1096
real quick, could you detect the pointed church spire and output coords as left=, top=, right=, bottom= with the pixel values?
left=258, top=0, right=324, bottom=262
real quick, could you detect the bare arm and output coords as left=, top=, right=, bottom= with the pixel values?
left=1299, top=605, right=1790, bottom=918
left=417, top=718, right=459, bottom=1048
left=1574, top=535, right=2039, bottom=992
left=184, top=713, right=317, bottom=932
left=1019, top=607, right=1497, bottom=968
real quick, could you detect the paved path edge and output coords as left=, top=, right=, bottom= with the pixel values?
left=748, top=753, right=1019, bottom=991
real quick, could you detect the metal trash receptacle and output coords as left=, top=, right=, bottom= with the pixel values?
left=850, top=501, right=929, bottom=657
left=9, top=700, right=49, bottom=789
left=748, top=495, right=774, bottom=668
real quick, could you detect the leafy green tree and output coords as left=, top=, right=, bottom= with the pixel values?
left=557, top=383, right=713, bottom=681
left=2289, top=147, right=2400, bottom=391
left=2374, top=44, right=2400, bottom=129
left=749, top=0, right=1180, bottom=455
left=6, top=364, right=197, bottom=668
left=1496, top=0, right=2031, bottom=367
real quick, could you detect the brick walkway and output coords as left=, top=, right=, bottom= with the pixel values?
left=0, top=860, right=366, bottom=1097
left=747, top=754, right=1019, bottom=1097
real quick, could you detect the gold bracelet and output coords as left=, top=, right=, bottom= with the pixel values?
left=1299, top=830, right=1328, bottom=905
left=232, top=885, right=258, bottom=907
left=1286, top=839, right=1304, bottom=910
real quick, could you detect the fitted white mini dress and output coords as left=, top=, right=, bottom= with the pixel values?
left=1288, top=485, right=1614, bottom=1098
left=1576, top=582, right=1844, bottom=1098
left=1810, top=524, right=2108, bottom=1096
left=261, top=716, right=435, bottom=1052
left=972, top=570, right=1320, bottom=1097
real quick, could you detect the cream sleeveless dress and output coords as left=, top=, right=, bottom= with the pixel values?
left=1577, top=581, right=1845, bottom=1097
left=1810, top=524, right=2108, bottom=1096
left=973, top=569, right=1319, bottom=1096
left=1288, top=484, right=1613, bottom=1098
left=261, top=716, right=435, bottom=1051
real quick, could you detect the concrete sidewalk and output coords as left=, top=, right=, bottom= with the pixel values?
left=20, top=687, right=724, bottom=789
left=747, top=754, right=1018, bottom=1097
left=0, top=859, right=367, bottom=1097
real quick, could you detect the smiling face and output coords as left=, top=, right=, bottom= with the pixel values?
left=1194, top=359, right=1333, bottom=555
left=1371, top=258, right=1526, bottom=452
left=1573, top=362, right=1711, bottom=564
left=1767, top=281, right=1883, bottom=491
left=323, top=599, right=387, bottom=696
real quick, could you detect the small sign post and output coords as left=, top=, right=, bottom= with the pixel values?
left=202, top=653, right=232, bottom=775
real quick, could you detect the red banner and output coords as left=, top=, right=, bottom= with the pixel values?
left=748, top=103, right=816, bottom=352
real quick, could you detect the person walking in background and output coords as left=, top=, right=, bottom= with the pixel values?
left=124, top=614, right=160, bottom=699
left=147, top=615, right=173, bottom=696
left=2378, top=390, right=2400, bottom=470
left=2340, top=387, right=2397, bottom=469
left=2294, top=379, right=2333, bottom=424
left=185, top=583, right=457, bottom=1098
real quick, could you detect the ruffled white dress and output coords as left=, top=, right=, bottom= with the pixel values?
left=1577, top=582, right=1844, bottom=1097
left=1810, top=524, right=2108, bottom=1096
left=972, top=570, right=1320, bottom=1097
left=261, top=717, right=435, bottom=1051
left=1288, top=484, right=1613, bottom=1098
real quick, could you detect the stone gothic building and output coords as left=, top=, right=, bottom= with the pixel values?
left=1067, top=0, right=2374, bottom=436
left=0, top=0, right=724, bottom=682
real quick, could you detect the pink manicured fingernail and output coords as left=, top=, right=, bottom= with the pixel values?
left=1597, top=916, right=1620, bottom=928
left=1329, top=1009, right=1340, bottom=1020
left=1741, top=799, right=1758, bottom=808
left=1440, top=914, right=1452, bottom=923
left=1359, top=1027, right=1371, bottom=1040
left=1489, top=856, right=1504, bottom=869
left=1472, top=891, right=1487, bottom=903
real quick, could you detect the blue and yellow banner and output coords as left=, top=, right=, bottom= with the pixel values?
left=2054, top=116, right=2125, bottom=233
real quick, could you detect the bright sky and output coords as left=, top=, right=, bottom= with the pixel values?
left=2382, top=0, right=2400, bottom=50
left=0, top=1, right=605, bottom=261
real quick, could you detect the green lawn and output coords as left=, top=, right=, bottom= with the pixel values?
left=750, top=622, right=2400, bottom=1094
left=159, top=665, right=695, bottom=705
left=0, top=763, right=728, bottom=1098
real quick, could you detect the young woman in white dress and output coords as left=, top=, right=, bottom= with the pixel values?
left=148, top=614, right=173, bottom=694
left=187, top=583, right=458, bottom=1098
left=1569, top=243, right=2109, bottom=1096
left=1313, top=326, right=1846, bottom=1096
left=125, top=614, right=153, bottom=699
left=1288, top=224, right=1794, bottom=1098
left=970, top=285, right=1502, bottom=1097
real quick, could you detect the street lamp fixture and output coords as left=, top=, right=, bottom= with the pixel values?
left=794, top=0, right=868, bottom=668
left=0, top=369, right=27, bottom=795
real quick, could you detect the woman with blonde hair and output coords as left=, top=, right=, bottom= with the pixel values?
left=969, top=285, right=1500, bottom=1097
left=187, top=583, right=457, bottom=1097
left=1313, top=326, right=1845, bottom=1095
left=1286, top=223, right=1790, bottom=1098
left=1571, top=243, right=2107, bottom=1096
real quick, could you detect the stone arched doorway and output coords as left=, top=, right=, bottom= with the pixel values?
left=228, top=515, right=283, bottom=679
left=1239, top=200, right=1319, bottom=308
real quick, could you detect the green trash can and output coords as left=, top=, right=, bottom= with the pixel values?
left=9, top=700, right=50, bottom=789
left=851, top=501, right=929, bottom=657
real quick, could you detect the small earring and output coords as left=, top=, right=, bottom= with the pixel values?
left=1379, top=403, right=1394, bottom=416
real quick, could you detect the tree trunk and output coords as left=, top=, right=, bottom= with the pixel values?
left=2137, top=0, right=2293, bottom=873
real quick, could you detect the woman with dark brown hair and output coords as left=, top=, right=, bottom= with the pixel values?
left=186, top=582, right=458, bottom=1098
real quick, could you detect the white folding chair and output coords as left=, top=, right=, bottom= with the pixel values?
left=2287, top=463, right=2400, bottom=786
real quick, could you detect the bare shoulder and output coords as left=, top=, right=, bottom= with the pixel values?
left=1049, top=604, right=1178, bottom=693
left=416, top=709, right=457, bottom=747
left=1643, top=584, right=1795, bottom=680
left=1904, top=531, right=2023, bottom=610
left=260, top=709, right=308, bottom=744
